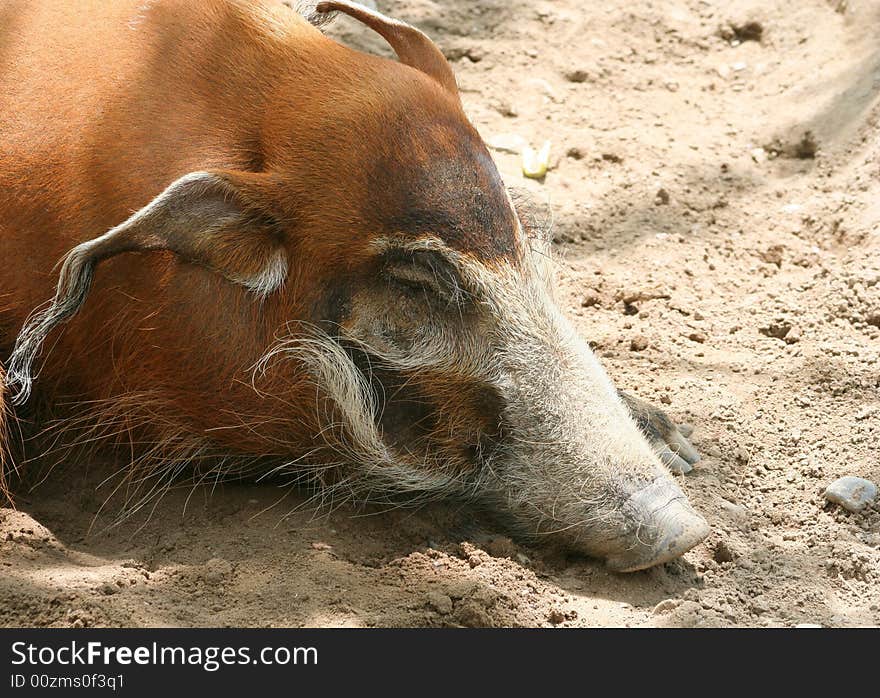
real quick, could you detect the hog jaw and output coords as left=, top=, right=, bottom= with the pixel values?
left=481, top=270, right=710, bottom=571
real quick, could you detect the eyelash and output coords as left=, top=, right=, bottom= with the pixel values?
left=388, top=273, right=435, bottom=295
left=385, top=266, right=442, bottom=295
left=384, top=266, right=471, bottom=309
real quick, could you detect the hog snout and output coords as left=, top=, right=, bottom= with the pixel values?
left=604, top=477, right=710, bottom=573
left=481, top=278, right=710, bottom=572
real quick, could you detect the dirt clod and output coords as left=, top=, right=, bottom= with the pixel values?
left=759, top=321, right=792, bottom=340
left=426, top=591, right=454, bottom=615
left=713, top=540, right=736, bottom=564
left=630, top=336, right=649, bottom=351
left=564, top=69, right=590, bottom=83
left=760, top=245, right=785, bottom=267
left=455, top=602, right=495, bottom=628
left=720, top=21, right=764, bottom=43
left=547, top=608, right=566, bottom=625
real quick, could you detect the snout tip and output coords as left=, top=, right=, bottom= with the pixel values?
left=606, top=512, right=710, bottom=572
left=604, top=479, right=710, bottom=573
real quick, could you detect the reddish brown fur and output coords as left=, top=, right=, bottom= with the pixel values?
left=0, top=363, right=8, bottom=503
left=0, top=0, right=519, bottom=490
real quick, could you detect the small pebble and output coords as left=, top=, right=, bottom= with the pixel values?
left=749, top=596, right=770, bottom=614
left=486, top=133, right=527, bottom=155
left=495, top=101, right=519, bottom=118
left=547, top=608, right=566, bottom=625
left=565, top=69, right=590, bottom=83
left=824, top=476, right=877, bottom=512
left=652, top=598, right=679, bottom=615
left=426, top=591, right=453, bottom=615
left=630, top=336, right=649, bottom=351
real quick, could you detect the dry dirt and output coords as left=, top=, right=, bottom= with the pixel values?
left=2, top=0, right=879, bottom=628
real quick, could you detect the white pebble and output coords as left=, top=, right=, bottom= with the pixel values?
left=824, top=476, right=878, bottom=513
left=486, top=133, right=527, bottom=154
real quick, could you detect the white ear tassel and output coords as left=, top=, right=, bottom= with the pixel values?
left=239, top=248, right=289, bottom=299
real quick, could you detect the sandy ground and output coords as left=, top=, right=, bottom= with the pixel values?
left=2, top=0, right=879, bottom=628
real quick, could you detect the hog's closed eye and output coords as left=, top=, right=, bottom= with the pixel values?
left=381, top=250, right=467, bottom=305
left=385, top=263, right=444, bottom=296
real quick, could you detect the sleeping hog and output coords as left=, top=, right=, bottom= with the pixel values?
left=0, top=0, right=707, bottom=571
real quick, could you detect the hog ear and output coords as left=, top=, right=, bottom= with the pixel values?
left=315, top=0, right=459, bottom=99
left=6, top=170, right=287, bottom=405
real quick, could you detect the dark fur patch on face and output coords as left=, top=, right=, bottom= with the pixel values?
left=344, top=344, right=507, bottom=470
left=312, top=276, right=353, bottom=333
left=343, top=345, right=434, bottom=450
left=366, top=120, right=520, bottom=261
